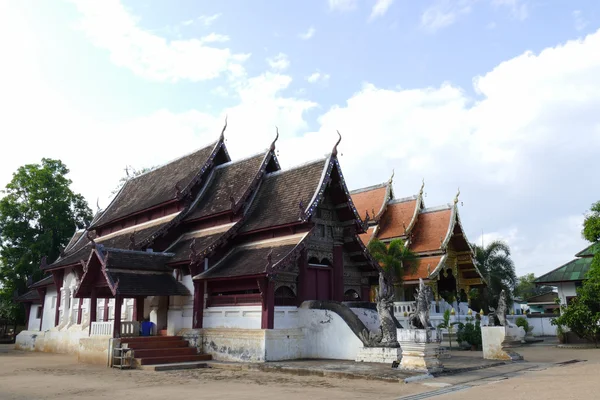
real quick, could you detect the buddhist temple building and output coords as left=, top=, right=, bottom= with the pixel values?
left=15, top=128, right=383, bottom=364
left=350, top=175, right=486, bottom=308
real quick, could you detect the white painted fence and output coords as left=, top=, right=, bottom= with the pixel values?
left=90, top=321, right=113, bottom=336
left=90, top=321, right=140, bottom=337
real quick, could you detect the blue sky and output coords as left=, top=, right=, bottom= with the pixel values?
left=1, top=0, right=599, bottom=277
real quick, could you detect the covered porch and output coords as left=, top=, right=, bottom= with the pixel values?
left=75, top=246, right=190, bottom=338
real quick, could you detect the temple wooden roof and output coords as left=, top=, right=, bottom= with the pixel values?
left=240, top=159, right=328, bottom=233
left=166, top=224, right=234, bottom=264
left=184, top=152, right=273, bottom=222
left=194, top=234, right=306, bottom=280
left=90, top=142, right=220, bottom=229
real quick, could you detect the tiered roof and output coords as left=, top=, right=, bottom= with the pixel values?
left=27, top=129, right=373, bottom=301
left=350, top=179, right=484, bottom=282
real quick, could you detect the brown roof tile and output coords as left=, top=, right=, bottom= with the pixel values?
left=196, top=235, right=304, bottom=280
left=378, top=198, right=419, bottom=240
left=409, top=208, right=453, bottom=253
left=240, top=159, right=327, bottom=233
left=358, top=226, right=376, bottom=246
left=92, top=143, right=217, bottom=227
left=166, top=225, right=233, bottom=264
left=350, top=184, right=388, bottom=220
left=185, top=152, right=267, bottom=221
left=404, top=255, right=444, bottom=281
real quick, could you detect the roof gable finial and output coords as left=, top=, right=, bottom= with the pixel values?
left=420, top=178, right=425, bottom=196
left=388, top=169, right=395, bottom=184
left=332, top=130, right=342, bottom=157
left=454, top=187, right=461, bottom=205
left=219, top=115, right=228, bottom=141
left=270, top=126, right=279, bottom=152
left=96, top=197, right=101, bottom=212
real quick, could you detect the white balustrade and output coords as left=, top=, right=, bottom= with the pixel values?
left=120, top=321, right=140, bottom=337
left=90, top=320, right=140, bottom=337
left=90, top=321, right=114, bottom=336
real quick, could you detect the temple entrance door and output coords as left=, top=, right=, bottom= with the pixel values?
left=306, top=266, right=332, bottom=301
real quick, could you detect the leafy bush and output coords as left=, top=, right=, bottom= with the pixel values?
left=456, top=317, right=482, bottom=349
left=515, top=316, right=533, bottom=335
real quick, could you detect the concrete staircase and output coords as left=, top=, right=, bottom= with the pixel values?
left=120, top=336, right=211, bottom=367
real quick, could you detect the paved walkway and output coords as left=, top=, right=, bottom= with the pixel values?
left=243, top=352, right=505, bottom=382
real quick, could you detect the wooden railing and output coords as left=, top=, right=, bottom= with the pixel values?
left=207, top=294, right=262, bottom=307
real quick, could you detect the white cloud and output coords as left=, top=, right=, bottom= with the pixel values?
left=266, top=53, right=290, bottom=71
left=200, top=33, right=230, bottom=43
left=181, top=19, right=194, bottom=26
left=421, top=0, right=475, bottom=33
left=298, top=26, right=316, bottom=40
left=197, top=13, right=221, bottom=27
left=66, top=1, right=248, bottom=82
left=328, top=0, right=358, bottom=12
left=492, top=0, right=529, bottom=21
left=306, top=71, right=331, bottom=84
left=573, top=10, right=588, bottom=32
left=370, top=0, right=395, bottom=21
left=3, top=0, right=600, bottom=278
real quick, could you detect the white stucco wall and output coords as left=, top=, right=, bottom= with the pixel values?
left=167, top=275, right=194, bottom=335
left=203, top=306, right=262, bottom=329
left=274, top=306, right=300, bottom=329
left=557, top=282, right=577, bottom=305
left=527, top=317, right=557, bottom=336
left=300, top=308, right=363, bottom=360
left=28, top=304, right=41, bottom=331
left=42, top=287, right=57, bottom=331
left=350, top=307, right=380, bottom=333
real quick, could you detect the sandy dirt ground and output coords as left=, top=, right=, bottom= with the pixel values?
left=1, top=344, right=599, bottom=400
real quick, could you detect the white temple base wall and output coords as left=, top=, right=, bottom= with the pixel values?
left=355, top=346, right=402, bottom=363
left=194, top=307, right=365, bottom=362
left=482, top=326, right=524, bottom=361
left=397, top=328, right=443, bottom=373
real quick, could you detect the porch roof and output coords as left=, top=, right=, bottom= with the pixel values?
left=15, top=290, right=41, bottom=303
left=75, top=247, right=190, bottom=298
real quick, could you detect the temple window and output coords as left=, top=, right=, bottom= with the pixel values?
left=275, top=286, right=296, bottom=306
left=344, top=289, right=360, bottom=301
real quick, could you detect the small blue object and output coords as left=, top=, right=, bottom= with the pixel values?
left=141, top=321, right=154, bottom=336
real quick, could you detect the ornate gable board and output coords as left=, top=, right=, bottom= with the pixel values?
left=74, top=247, right=118, bottom=297
left=404, top=180, right=426, bottom=236
left=266, top=232, right=311, bottom=280
left=231, top=149, right=279, bottom=215
left=302, top=154, right=366, bottom=233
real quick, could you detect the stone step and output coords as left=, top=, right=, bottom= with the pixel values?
left=132, top=347, right=198, bottom=358
left=140, top=361, right=210, bottom=372
left=124, top=340, right=189, bottom=350
left=136, top=354, right=212, bottom=366
left=121, top=336, right=182, bottom=344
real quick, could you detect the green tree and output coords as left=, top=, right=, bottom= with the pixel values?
left=552, top=258, right=600, bottom=347
left=582, top=201, right=600, bottom=243
left=514, top=273, right=553, bottom=300
left=471, top=240, right=517, bottom=310
left=0, top=159, right=92, bottom=321
left=367, top=238, right=419, bottom=300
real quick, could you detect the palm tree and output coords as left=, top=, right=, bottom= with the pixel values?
left=368, top=238, right=419, bottom=300
left=471, top=240, right=517, bottom=311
